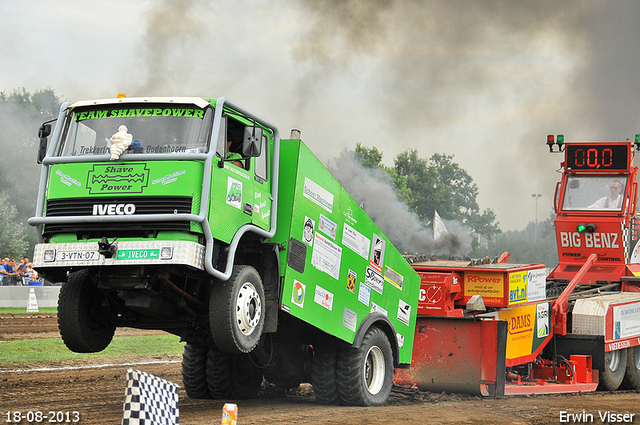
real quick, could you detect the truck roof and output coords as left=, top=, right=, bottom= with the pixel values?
left=69, top=96, right=211, bottom=109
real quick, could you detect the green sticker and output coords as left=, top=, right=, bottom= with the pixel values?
left=87, top=163, right=149, bottom=194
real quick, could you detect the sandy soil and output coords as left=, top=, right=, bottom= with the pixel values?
left=1, top=313, right=638, bottom=425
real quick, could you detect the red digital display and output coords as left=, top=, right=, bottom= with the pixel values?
left=565, top=144, right=629, bottom=171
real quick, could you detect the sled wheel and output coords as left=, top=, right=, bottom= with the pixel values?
left=57, top=269, right=115, bottom=353
left=599, top=348, right=627, bottom=391
left=337, top=327, right=393, bottom=406
left=311, top=337, right=340, bottom=405
left=182, top=343, right=211, bottom=399
left=210, top=265, right=264, bottom=353
left=623, top=345, right=640, bottom=389
left=206, top=347, right=263, bottom=399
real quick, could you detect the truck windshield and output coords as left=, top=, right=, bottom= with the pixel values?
left=56, top=103, right=213, bottom=157
left=562, top=175, right=628, bottom=212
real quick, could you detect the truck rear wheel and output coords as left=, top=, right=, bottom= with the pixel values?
left=336, top=326, right=393, bottom=406
left=623, top=346, right=640, bottom=389
left=57, top=269, right=115, bottom=353
left=599, top=348, right=627, bottom=391
left=311, top=338, right=340, bottom=405
left=210, top=265, right=265, bottom=353
left=206, top=348, right=263, bottom=399
left=182, top=343, right=210, bottom=399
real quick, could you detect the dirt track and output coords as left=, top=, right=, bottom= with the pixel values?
left=1, top=313, right=639, bottom=424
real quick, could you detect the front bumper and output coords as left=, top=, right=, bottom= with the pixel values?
left=33, top=240, right=206, bottom=270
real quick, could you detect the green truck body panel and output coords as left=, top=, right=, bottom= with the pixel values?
left=270, top=139, right=420, bottom=364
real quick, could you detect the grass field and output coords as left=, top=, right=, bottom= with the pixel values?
left=0, top=334, right=184, bottom=366
left=0, top=308, right=184, bottom=366
left=0, top=307, right=58, bottom=314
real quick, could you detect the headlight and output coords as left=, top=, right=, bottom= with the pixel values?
left=160, top=246, right=173, bottom=260
left=43, top=249, right=56, bottom=262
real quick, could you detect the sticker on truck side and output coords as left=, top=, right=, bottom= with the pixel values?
left=226, top=177, right=242, bottom=209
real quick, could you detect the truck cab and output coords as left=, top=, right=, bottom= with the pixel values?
left=30, top=96, right=278, bottom=353
left=547, top=135, right=640, bottom=291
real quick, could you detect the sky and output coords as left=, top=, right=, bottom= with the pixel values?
left=3, top=0, right=640, bottom=231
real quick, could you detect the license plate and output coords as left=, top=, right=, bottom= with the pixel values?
left=56, top=250, right=99, bottom=261
left=116, top=249, right=160, bottom=260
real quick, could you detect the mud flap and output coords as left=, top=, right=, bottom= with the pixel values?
left=394, top=316, right=507, bottom=397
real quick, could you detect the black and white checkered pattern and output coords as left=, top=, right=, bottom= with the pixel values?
left=122, top=368, right=179, bottom=425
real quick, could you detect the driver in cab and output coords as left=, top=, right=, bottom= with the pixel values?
left=589, top=180, right=624, bottom=209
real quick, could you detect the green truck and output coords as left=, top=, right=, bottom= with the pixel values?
left=29, top=96, right=420, bottom=405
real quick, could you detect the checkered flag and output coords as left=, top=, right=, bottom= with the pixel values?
left=122, top=369, right=179, bottom=425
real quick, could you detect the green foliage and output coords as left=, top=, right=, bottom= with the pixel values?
left=356, top=145, right=502, bottom=240
left=0, top=192, right=30, bottom=257
left=0, top=88, right=64, bottom=257
left=354, top=142, right=383, bottom=168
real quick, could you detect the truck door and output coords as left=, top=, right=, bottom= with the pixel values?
left=250, top=132, right=271, bottom=231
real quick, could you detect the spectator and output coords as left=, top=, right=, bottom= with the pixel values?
left=25, top=263, right=39, bottom=282
left=1, top=258, right=18, bottom=285
left=16, top=256, right=29, bottom=275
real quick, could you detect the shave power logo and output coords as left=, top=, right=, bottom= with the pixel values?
left=87, top=163, right=150, bottom=194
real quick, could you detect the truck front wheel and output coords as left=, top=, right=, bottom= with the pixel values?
left=57, top=269, right=115, bottom=353
left=623, top=346, right=640, bottom=389
left=599, top=348, right=627, bottom=391
left=210, top=265, right=265, bottom=353
left=336, top=327, right=393, bottom=406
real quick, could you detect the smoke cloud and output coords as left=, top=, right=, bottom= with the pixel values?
left=290, top=1, right=640, bottom=229
left=329, top=151, right=471, bottom=257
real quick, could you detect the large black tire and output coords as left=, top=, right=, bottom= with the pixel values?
left=182, top=343, right=210, bottom=399
left=623, top=345, right=640, bottom=390
left=57, top=269, right=115, bottom=353
left=311, top=337, right=340, bottom=405
left=210, top=265, right=265, bottom=353
left=336, top=327, right=394, bottom=406
left=599, top=348, right=627, bottom=391
left=206, top=348, right=263, bottom=399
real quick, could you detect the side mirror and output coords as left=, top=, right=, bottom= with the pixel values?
left=37, top=123, right=52, bottom=164
left=242, top=126, right=263, bottom=157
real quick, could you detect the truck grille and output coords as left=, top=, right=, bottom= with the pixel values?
left=43, top=196, right=193, bottom=238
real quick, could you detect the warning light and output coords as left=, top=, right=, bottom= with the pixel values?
left=577, top=223, right=597, bottom=233
left=117, top=93, right=126, bottom=98
left=547, top=134, right=565, bottom=152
